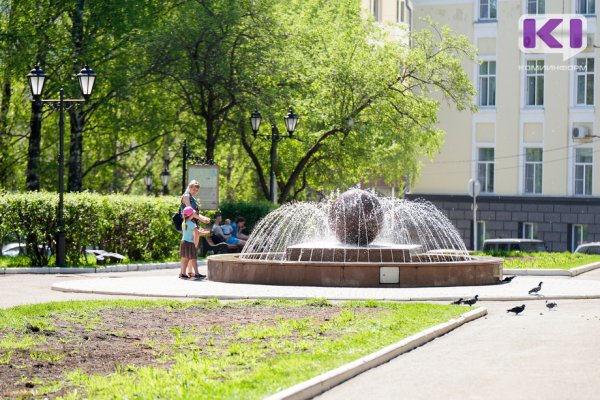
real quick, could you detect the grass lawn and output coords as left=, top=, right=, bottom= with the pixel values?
left=478, top=251, right=600, bottom=270
left=0, top=299, right=466, bottom=399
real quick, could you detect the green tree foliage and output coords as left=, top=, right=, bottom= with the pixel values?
left=238, top=1, right=477, bottom=202
left=0, top=0, right=476, bottom=205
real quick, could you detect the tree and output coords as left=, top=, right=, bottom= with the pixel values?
left=237, top=0, right=477, bottom=202
left=147, top=0, right=275, bottom=163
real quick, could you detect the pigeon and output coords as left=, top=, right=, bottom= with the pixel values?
left=528, top=281, right=543, bottom=295
left=463, top=295, right=479, bottom=306
left=545, top=301, right=558, bottom=310
left=501, top=275, right=516, bottom=284
left=507, top=304, right=526, bottom=315
left=450, top=298, right=464, bottom=305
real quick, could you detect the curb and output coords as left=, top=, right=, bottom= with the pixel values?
left=264, top=307, right=487, bottom=400
left=0, top=262, right=182, bottom=275
left=505, top=261, right=600, bottom=277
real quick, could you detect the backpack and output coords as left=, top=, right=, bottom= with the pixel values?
left=172, top=203, right=184, bottom=232
left=172, top=213, right=183, bottom=232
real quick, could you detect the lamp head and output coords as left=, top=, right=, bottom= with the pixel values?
left=250, top=110, right=262, bottom=137
left=27, top=64, right=46, bottom=99
left=284, top=107, right=299, bottom=136
left=77, top=65, right=97, bottom=99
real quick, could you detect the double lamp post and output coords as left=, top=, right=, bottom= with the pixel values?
left=26, top=64, right=97, bottom=267
left=249, top=108, right=299, bottom=204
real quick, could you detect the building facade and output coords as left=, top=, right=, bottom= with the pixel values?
left=406, top=0, right=600, bottom=251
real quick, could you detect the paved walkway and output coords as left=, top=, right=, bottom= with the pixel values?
left=3, top=265, right=600, bottom=399
left=50, top=267, right=600, bottom=302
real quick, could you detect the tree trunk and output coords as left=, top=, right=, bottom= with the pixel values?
left=25, top=101, right=43, bottom=191
left=67, top=0, right=86, bottom=192
left=0, top=76, right=11, bottom=182
left=67, top=109, right=85, bottom=191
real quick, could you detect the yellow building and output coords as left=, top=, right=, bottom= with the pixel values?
left=368, top=0, right=600, bottom=251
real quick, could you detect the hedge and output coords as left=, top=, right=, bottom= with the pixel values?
left=0, top=193, right=278, bottom=267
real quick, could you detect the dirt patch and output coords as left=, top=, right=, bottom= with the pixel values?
left=0, top=304, right=378, bottom=398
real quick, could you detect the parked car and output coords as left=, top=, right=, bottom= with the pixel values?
left=574, top=242, right=600, bottom=255
left=482, top=238, right=547, bottom=253
left=1, top=242, right=51, bottom=257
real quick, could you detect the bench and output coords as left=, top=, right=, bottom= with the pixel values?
left=200, top=236, right=243, bottom=257
left=86, top=249, right=126, bottom=265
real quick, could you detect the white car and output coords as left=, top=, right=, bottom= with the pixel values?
left=1, top=242, right=51, bottom=257
left=574, top=242, right=600, bottom=255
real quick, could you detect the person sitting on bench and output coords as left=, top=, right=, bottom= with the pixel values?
left=212, top=213, right=246, bottom=247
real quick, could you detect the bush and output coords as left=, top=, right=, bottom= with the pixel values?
left=0, top=192, right=187, bottom=266
left=0, top=193, right=280, bottom=267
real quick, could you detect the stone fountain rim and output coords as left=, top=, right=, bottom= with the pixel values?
left=210, top=253, right=503, bottom=267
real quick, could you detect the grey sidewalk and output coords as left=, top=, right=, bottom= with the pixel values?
left=50, top=271, right=600, bottom=302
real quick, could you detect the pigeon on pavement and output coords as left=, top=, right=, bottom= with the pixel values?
left=450, top=298, right=464, bottom=305
left=463, top=295, right=479, bottom=306
left=528, top=281, right=543, bottom=295
left=501, top=275, right=516, bottom=283
left=507, top=304, right=526, bottom=315
left=545, top=301, right=558, bottom=310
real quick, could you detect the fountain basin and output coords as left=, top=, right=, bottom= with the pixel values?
left=286, top=243, right=422, bottom=263
left=207, top=254, right=503, bottom=288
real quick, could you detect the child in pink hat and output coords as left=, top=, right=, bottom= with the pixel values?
left=179, top=206, right=203, bottom=280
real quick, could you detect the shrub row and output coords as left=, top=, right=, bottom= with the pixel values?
left=0, top=192, right=277, bottom=266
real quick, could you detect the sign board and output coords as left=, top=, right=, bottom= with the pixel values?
left=468, top=179, right=481, bottom=198
left=188, top=164, right=219, bottom=209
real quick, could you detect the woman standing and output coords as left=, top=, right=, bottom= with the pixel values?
left=181, top=180, right=211, bottom=225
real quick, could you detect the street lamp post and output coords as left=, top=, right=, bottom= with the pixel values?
left=160, top=168, right=171, bottom=195
left=26, top=64, right=97, bottom=268
left=250, top=108, right=299, bottom=204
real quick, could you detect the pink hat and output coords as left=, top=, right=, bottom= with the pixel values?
left=183, top=207, right=195, bottom=217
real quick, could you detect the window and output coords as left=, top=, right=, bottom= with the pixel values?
left=478, top=148, right=495, bottom=193
left=527, top=0, right=545, bottom=13
left=397, top=0, right=404, bottom=23
left=479, top=61, right=496, bottom=107
left=577, top=0, right=595, bottom=14
left=575, top=148, right=593, bottom=195
left=526, top=60, right=544, bottom=106
left=372, top=0, right=381, bottom=21
left=522, top=222, right=535, bottom=239
left=524, top=147, right=543, bottom=194
left=576, top=58, right=594, bottom=105
left=479, top=0, right=497, bottom=19
left=572, top=224, right=588, bottom=251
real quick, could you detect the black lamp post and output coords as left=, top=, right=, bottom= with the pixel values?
left=27, top=64, right=96, bottom=268
left=250, top=107, right=299, bottom=204
left=160, top=168, right=171, bottom=195
left=143, top=172, right=153, bottom=196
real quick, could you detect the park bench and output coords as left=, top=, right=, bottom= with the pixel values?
left=86, top=249, right=126, bottom=265
left=199, top=236, right=242, bottom=257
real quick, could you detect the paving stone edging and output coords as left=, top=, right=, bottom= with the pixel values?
left=265, top=307, right=487, bottom=400
left=0, top=262, right=180, bottom=275
left=505, top=261, right=600, bottom=277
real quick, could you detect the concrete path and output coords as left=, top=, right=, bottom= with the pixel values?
left=0, top=268, right=180, bottom=308
left=4, top=266, right=600, bottom=399
left=51, top=271, right=599, bottom=302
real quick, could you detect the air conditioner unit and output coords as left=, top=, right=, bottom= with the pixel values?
left=572, top=126, right=590, bottom=139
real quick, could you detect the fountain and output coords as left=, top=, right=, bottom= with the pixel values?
left=207, top=189, right=502, bottom=287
